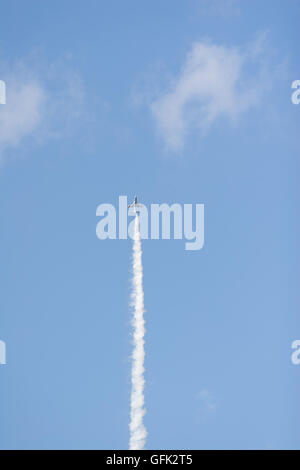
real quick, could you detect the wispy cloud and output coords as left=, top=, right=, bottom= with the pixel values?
left=195, top=389, right=216, bottom=422
left=0, top=53, right=86, bottom=163
left=197, top=389, right=216, bottom=412
left=0, top=79, right=45, bottom=156
left=150, top=35, right=272, bottom=152
left=195, top=0, right=241, bottom=18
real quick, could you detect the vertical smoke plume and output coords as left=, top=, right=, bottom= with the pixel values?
left=129, top=212, right=147, bottom=450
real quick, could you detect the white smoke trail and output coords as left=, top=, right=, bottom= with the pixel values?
left=129, top=212, right=147, bottom=450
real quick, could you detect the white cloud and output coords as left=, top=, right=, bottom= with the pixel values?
left=0, top=54, right=86, bottom=163
left=151, top=37, right=269, bottom=152
left=0, top=79, right=45, bottom=157
left=196, top=389, right=216, bottom=412
left=196, top=0, right=240, bottom=17
left=195, top=389, right=217, bottom=423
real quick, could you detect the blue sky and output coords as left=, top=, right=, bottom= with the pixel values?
left=0, top=0, right=299, bottom=449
